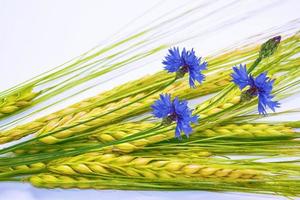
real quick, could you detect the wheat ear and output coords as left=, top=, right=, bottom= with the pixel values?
left=0, top=87, right=39, bottom=118
left=0, top=162, right=45, bottom=177
left=48, top=152, right=263, bottom=180
left=195, top=123, right=296, bottom=138
left=28, top=173, right=300, bottom=196
left=89, top=122, right=289, bottom=153
left=13, top=121, right=297, bottom=155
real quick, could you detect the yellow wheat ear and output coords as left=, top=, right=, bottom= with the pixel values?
left=0, top=87, right=39, bottom=118
left=47, top=152, right=264, bottom=180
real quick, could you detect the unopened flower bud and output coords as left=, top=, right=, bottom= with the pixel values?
left=259, top=36, right=281, bottom=59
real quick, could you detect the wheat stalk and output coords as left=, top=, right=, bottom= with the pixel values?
left=14, top=139, right=213, bottom=158
left=6, top=151, right=212, bottom=177
left=12, top=121, right=297, bottom=155
left=27, top=173, right=300, bottom=196
left=195, top=123, right=296, bottom=138
left=48, top=152, right=264, bottom=180
left=90, top=122, right=297, bottom=152
left=28, top=173, right=237, bottom=190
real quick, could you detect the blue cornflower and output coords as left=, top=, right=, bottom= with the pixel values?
left=151, top=94, right=198, bottom=138
left=162, top=47, right=207, bottom=88
left=231, top=64, right=280, bottom=115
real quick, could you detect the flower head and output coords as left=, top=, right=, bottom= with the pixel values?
left=162, top=47, right=207, bottom=88
left=231, top=64, right=280, bottom=115
left=151, top=94, right=198, bottom=138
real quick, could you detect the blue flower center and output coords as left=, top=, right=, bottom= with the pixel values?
left=240, top=85, right=260, bottom=103
left=247, top=86, right=259, bottom=96
left=162, top=112, right=178, bottom=126
left=176, top=65, right=189, bottom=79
left=180, top=65, right=189, bottom=74
left=168, top=112, right=178, bottom=121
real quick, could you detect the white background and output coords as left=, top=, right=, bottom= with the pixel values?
left=0, top=0, right=299, bottom=199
